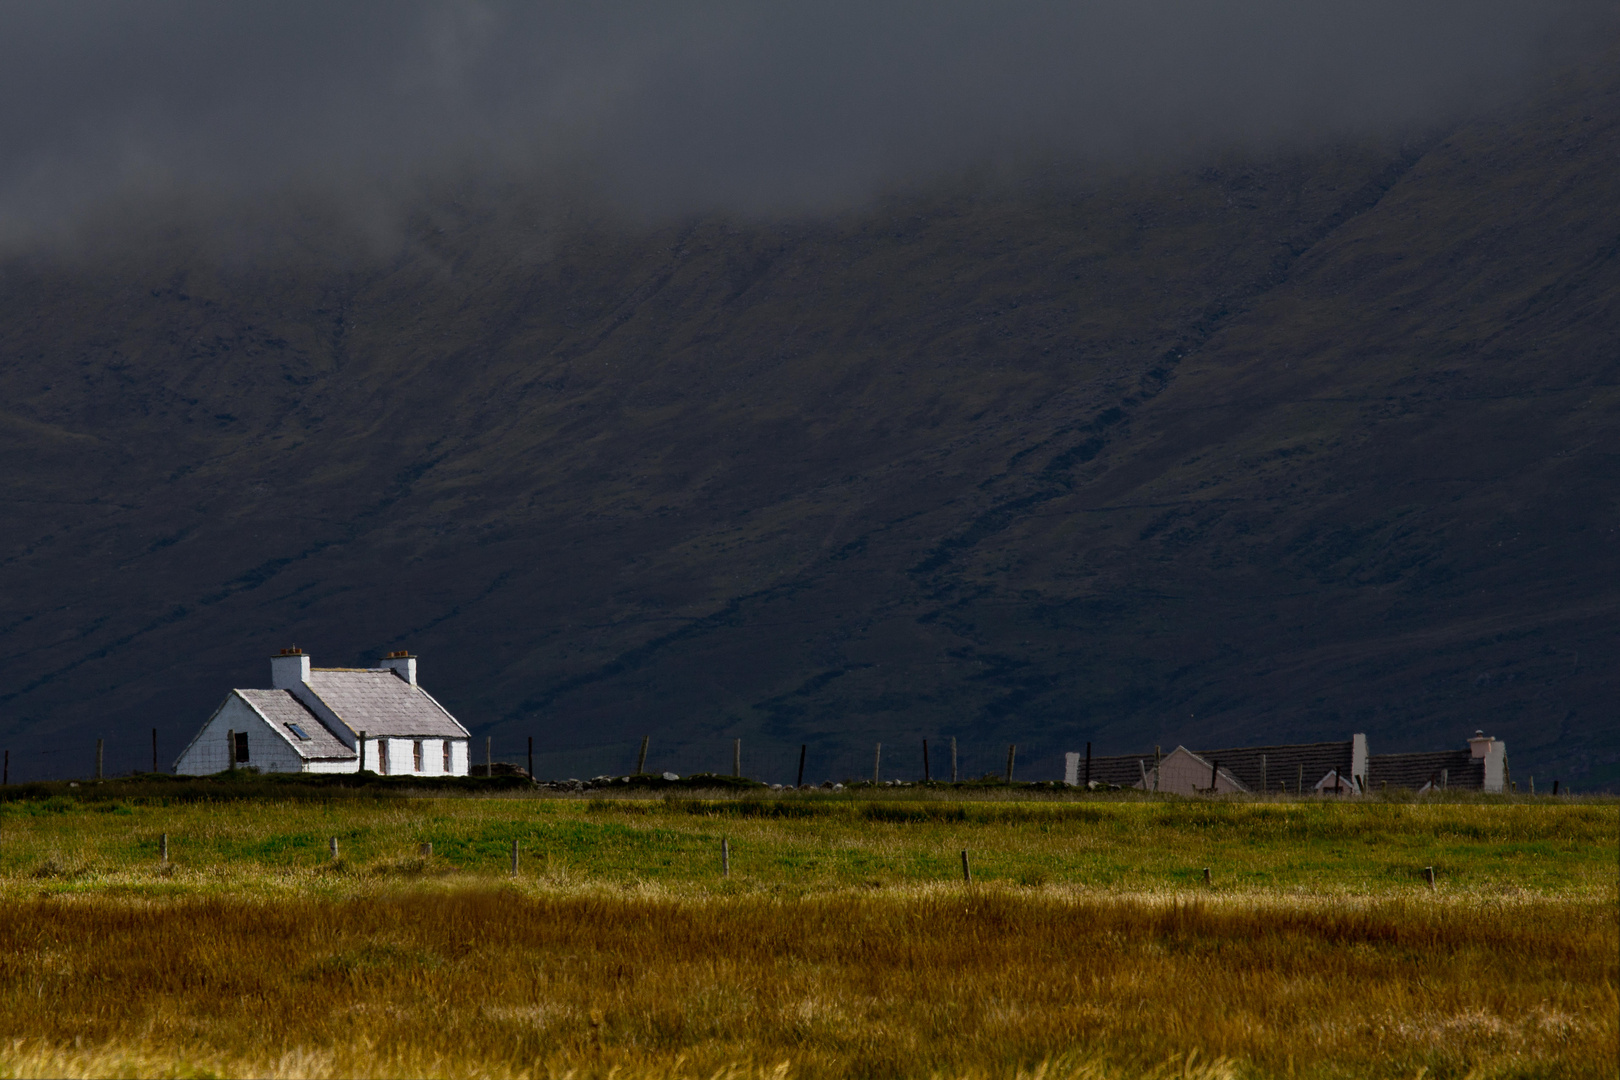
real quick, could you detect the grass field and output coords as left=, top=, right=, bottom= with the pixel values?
left=0, top=787, right=1614, bottom=1079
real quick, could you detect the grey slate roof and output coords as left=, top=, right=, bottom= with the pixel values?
left=237, top=689, right=355, bottom=760
left=304, top=669, right=468, bottom=739
left=1368, top=750, right=1483, bottom=790
left=1190, top=740, right=1356, bottom=795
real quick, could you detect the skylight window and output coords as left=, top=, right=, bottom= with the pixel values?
left=285, top=723, right=312, bottom=741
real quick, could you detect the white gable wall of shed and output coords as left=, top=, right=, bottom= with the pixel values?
left=1151, top=747, right=1247, bottom=796
left=450, top=739, right=468, bottom=776
left=1313, top=769, right=1360, bottom=797
left=174, top=694, right=306, bottom=775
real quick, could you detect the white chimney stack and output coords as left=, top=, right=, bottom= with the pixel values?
left=380, top=651, right=417, bottom=685
left=1469, top=730, right=1508, bottom=792
left=271, top=647, right=311, bottom=689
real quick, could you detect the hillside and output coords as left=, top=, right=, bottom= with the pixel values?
left=0, top=61, right=1615, bottom=787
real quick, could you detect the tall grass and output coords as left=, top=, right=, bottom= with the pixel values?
left=0, top=794, right=1612, bottom=1077
left=0, top=887, right=1611, bottom=1079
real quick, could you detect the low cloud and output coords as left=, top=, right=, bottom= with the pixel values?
left=0, top=0, right=1609, bottom=241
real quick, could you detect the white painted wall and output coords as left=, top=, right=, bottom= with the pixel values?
left=1064, top=752, right=1080, bottom=786
left=1473, top=737, right=1507, bottom=792
left=1313, top=769, right=1358, bottom=797
left=379, top=655, right=417, bottom=684
left=179, top=710, right=471, bottom=778
left=1351, top=734, right=1369, bottom=789
left=354, top=736, right=469, bottom=777
left=271, top=653, right=311, bottom=689
left=305, top=757, right=363, bottom=774
left=1151, top=747, right=1246, bottom=795
left=173, top=694, right=306, bottom=775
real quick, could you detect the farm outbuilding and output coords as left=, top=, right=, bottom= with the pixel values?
left=1065, top=730, right=1506, bottom=794
left=173, top=649, right=471, bottom=776
left=1367, top=731, right=1507, bottom=794
left=1064, top=735, right=1367, bottom=795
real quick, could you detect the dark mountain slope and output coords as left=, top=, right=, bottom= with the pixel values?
left=0, top=64, right=1615, bottom=785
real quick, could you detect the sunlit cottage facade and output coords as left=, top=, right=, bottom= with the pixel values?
left=173, top=649, right=470, bottom=776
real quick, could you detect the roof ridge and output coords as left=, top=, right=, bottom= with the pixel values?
left=1192, top=740, right=1352, bottom=753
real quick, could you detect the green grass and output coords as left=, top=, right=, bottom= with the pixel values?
left=0, top=789, right=1612, bottom=1078
left=2, top=787, right=1612, bottom=899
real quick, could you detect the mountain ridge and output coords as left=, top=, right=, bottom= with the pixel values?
left=0, top=60, right=1615, bottom=786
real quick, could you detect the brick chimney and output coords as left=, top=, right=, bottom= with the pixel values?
left=271, top=647, right=311, bottom=689
left=379, top=650, right=417, bottom=685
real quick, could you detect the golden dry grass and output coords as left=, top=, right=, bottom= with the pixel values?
left=0, top=885, right=1613, bottom=1079
left=0, top=794, right=1613, bottom=1078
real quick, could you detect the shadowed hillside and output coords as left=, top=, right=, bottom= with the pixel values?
left=1, top=62, right=1615, bottom=786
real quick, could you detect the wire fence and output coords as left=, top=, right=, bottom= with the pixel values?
left=0, top=729, right=1066, bottom=786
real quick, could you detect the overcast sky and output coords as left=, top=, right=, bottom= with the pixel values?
left=0, top=0, right=1608, bottom=238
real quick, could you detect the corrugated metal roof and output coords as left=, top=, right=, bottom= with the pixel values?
left=304, top=669, right=468, bottom=739
left=1368, top=750, right=1483, bottom=790
left=237, top=689, right=355, bottom=760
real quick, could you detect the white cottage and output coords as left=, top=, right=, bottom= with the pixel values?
left=174, top=648, right=471, bottom=776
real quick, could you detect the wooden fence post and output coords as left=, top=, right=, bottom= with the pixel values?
left=330, top=837, right=339, bottom=862
left=636, top=736, right=650, bottom=775
left=1209, top=759, right=1218, bottom=793
left=1297, top=763, right=1303, bottom=796
left=160, top=833, right=168, bottom=864
left=1084, top=742, right=1092, bottom=788
left=420, top=842, right=432, bottom=857
left=733, top=738, right=741, bottom=778
left=3, top=749, right=8, bottom=786
left=1261, top=754, right=1267, bottom=796
left=356, top=731, right=365, bottom=773
left=96, top=738, right=103, bottom=781
left=922, top=739, right=931, bottom=783
left=721, top=837, right=730, bottom=877
left=528, top=736, right=534, bottom=782
left=1424, top=866, right=1435, bottom=890
left=227, top=729, right=236, bottom=773
left=1552, top=780, right=1560, bottom=796
left=796, top=744, right=806, bottom=788
left=1006, top=744, right=1016, bottom=784
left=873, top=743, right=882, bottom=784
left=1203, top=867, right=1211, bottom=885
left=960, top=850, right=972, bottom=884
left=485, top=736, right=492, bottom=777
left=1154, top=746, right=1161, bottom=792
left=950, top=737, right=958, bottom=783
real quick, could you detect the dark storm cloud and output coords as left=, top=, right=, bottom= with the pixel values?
left=0, top=0, right=1608, bottom=236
